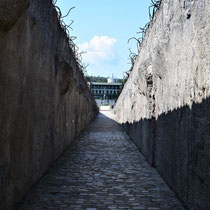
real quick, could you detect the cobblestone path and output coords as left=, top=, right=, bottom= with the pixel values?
left=18, top=111, right=184, bottom=210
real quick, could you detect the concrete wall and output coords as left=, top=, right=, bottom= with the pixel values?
left=0, top=0, right=98, bottom=209
left=114, top=0, right=210, bottom=209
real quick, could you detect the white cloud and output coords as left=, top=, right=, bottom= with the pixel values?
left=78, top=35, right=117, bottom=64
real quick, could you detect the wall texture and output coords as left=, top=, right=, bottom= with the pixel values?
left=114, top=0, right=210, bottom=209
left=0, top=0, right=98, bottom=209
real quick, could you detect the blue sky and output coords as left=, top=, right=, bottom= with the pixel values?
left=56, top=0, right=151, bottom=79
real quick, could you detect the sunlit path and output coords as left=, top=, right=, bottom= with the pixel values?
left=18, top=111, right=184, bottom=210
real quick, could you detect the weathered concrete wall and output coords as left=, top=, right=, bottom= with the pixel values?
left=0, top=0, right=98, bottom=209
left=114, top=0, right=210, bottom=209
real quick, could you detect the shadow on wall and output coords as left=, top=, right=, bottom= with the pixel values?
left=121, top=97, right=210, bottom=210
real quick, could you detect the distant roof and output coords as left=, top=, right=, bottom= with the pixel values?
left=91, top=82, right=122, bottom=85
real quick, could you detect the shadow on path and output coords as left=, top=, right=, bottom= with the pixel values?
left=18, top=111, right=184, bottom=210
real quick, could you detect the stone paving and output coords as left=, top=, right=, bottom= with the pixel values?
left=18, top=111, right=185, bottom=210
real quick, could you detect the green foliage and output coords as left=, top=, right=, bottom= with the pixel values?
left=86, top=76, right=108, bottom=83
left=87, top=76, right=123, bottom=83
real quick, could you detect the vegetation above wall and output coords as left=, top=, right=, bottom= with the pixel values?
left=87, top=76, right=123, bottom=83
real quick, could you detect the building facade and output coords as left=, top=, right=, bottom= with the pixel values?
left=90, top=80, right=122, bottom=100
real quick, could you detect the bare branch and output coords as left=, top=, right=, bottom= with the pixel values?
left=53, top=0, right=57, bottom=5
left=61, top=6, right=76, bottom=18
left=70, top=36, right=77, bottom=41
left=128, top=37, right=141, bottom=46
left=66, top=20, right=74, bottom=30
left=54, top=6, right=62, bottom=18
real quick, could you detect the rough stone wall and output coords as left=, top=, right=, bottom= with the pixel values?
left=0, top=0, right=98, bottom=209
left=114, top=0, right=210, bottom=209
